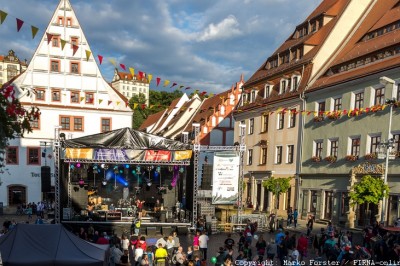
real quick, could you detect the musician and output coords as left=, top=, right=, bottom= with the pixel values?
left=136, top=198, right=145, bottom=219
left=87, top=200, right=95, bottom=218
left=154, top=199, right=162, bottom=221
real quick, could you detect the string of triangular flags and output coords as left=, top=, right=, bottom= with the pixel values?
left=0, top=9, right=211, bottom=97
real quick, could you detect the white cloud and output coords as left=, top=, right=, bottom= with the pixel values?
left=197, top=15, right=242, bottom=42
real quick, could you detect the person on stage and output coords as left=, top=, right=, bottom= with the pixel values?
left=154, top=199, right=162, bottom=222
left=136, top=199, right=145, bottom=219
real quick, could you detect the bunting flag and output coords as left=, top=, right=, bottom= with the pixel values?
left=98, top=99, right=103, bottom=104
left=98, top=55, right=103, bottom=65
left=208, top=93, right=214, bottom=97
left=46, top=33, right=53, bottom=44
left=185, top=87, right=191, bottom=90
left=163, top=80, right=170, bottom=87
left=108, top=100, right=112, bottom=105
left=80, top=97, right=85, bottom=102
left=148, top=74, right=153, bottom=84
left=0, top=10, right=7, bottom=24
left=150, top=105, right=154, bottom=109
left=85, top=50, right=91, bottom=61
left=60, top=39, right=67, bottom=50
left=109, top=58, right=117, bottom=67
left=125, top=102, right=129, bottom=107
left=156, top=77, right=161, bottom=86
left=129, top=67, right=135, bottom=77
left=72, top=44, right=79, bottom=56
left=170, top=83, right=177, bottom=88
left=141, top=104, right=146, bottom=109
left=189, top=108, right=193, bottom=111
left=138, top=71, right=144, bottom=79
left=179, top=85, right=185, bottom=90
left=116, top=101, right=120, bottom=105
left=133, top=103, right=138, bottom=109
left=120, top=64, right=126, bottom=71
left=16, top=18, right=24, bottom=32
left=31, top=26, right=38, bottom=39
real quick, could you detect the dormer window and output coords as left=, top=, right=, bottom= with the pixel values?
left=291, top=75, right=300, bottom=92
left=251, top=90, right=256, bottom=103
left=241, top=94, right=247, bottom=106
left=279, top=78, right=288, bottom=94
left=264, top=84, right=271, bottom=98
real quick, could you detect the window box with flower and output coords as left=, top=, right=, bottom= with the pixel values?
left=364, top=153, right=377, bottom=160
left=325, top=155, right=337, bottom=163
left=345, top=155, right=358, bottom=162
left=311, top=156, right=322, bottom=162
left=313, top=116, right=324, bottom=122
left=327, top=111, right=341, bottom=120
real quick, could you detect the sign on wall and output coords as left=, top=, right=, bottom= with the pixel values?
left=212, top=152, right=239, bottom=204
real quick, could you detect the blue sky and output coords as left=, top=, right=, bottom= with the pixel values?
left=0, top=0, right=321, bottom=94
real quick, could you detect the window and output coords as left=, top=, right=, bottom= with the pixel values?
left=60, top=115, right=84, bottom=131
left=35, top=89, right=45, bottom=101
left=251, top=90, right=256, bottom=102
left=292, top=76, right=299, bottom=91
left=52, top=90, right=61, bottom=102
left=278, top=112, right=285, bottom=129
left=318, top=101, right=325, bottom=117
left=394, top=134, right=400, bottom=153
left=30, top=116, right=40, bottom=129
left=261, top=114, right=269, bottom=133
left=101, top=118, right=111, bottom=132
left=71, top=37, right=79, bottom=47
left=60, top=116, right=70, bottom=130
left=397, top=84, right=400, bottom=101
left=6, top=147, right=18, bottom=165
left=8, top=186, right=26, bottom=206
left=248, top=149, right=253, bottom=165
left=71, top=91, right=79, bottom=103
left=85, top=93, right=94, bottom=104
left=289, top=109, right=296, bottom=128
left=375, top=87, right=385, bottom=105
left=351, top=137, right=361, bottom=157
left=50, top=60, right=60, bottom=72
left=279, top=80, right=287, bottom=94
left=276, top=146, right=283, bottom=164
left=287, top=145, right=294, bottom=164
left=333, top=97, right=342, bottom=111
left=264, top=85, right=271, bottom=98
left=354, top=92, right=364, bottom=109
left=330, top=139, right=339, bottom=157
left=70, top=62, right=80, bottom=74
left=310, top=191, right=317, bottom=213
left=57, top=16, right=64, bottom=25
left=66, top=17, right=72, bottom=26
left=260, top=147, right=267, bottom=165
left=74, top=117, right=83, bottom=131
left=27, top=147, right=40, bottom=165
left=340, top=193, right=349, bottom=216
left=7, top=65, right=17, bottom=81
left=52, top=36, right=59, bottom=47
left=370, top=135, right=381, bottom=153
left=315, top=140, right=323, bottom=158
left=248, top=118, right=254, bottom=135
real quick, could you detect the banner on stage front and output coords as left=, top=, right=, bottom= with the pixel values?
left=144, top=150, right=172, bottom=161
left=212, top=152, right=239, bottom=205
left=174, top=150, right=192, bottom=160
left=65, top=148, right=94, bottom=159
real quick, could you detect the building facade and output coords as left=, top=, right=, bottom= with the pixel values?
left=1, top=0, right=132, bottom=209
left=300, top=0, right=400, bottom=227
left=0, top=50, right=27, bottom=86
left=111, top=69, right=150, bottom=105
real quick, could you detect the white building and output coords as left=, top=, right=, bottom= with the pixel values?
left=0, top=50, right=27, bottom=86
left=1, top=0, right=133, bottom=209
left=111, top=69, right=150, bottom=105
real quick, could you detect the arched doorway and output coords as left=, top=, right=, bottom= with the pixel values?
left=8, top=185, right=26, bottom=206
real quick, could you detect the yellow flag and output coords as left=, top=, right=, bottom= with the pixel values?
left=31, top=26, right=39, bottom=39
left=150, top=105, right=154, bottom=109
left=129, top=67, right=135, bottom=77
left=109, top=58, right=117, bottom=67
left=99, top=99, right=103, bottom=104
left=133, top=103, right=138, bottom=109
left=60, top=39, right=67, bottom=50
left=116, top=101, right=120, bottom=105
left=80, top=97, right=85, bottom=102
left=163, top=80, right=170, bottom=87
left=85, top=50, right=91, bottom=61
left=0, top=10, right=8, bottom=24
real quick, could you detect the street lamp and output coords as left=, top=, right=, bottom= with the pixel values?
left=377, top=76, right=396, bottom=225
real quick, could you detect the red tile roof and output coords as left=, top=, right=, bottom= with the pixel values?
left=139, top=109, right=166, bottom=131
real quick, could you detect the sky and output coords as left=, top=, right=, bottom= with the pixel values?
left=0, top=0, right=321, bottom=94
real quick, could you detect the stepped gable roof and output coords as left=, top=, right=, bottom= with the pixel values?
left=139, top=109, right=166, bottom=131
left=310, top=0, right=400, bottom=91
left=245, top=0, right=348, bottom=86
left=151, top=97, right=182, bottom=133
left=115, top=71, right=147, bottom=83
left=0, top=55, right=3, bottom=61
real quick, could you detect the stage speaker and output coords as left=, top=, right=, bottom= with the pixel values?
left=176, top=226, right=188, bottom=235
left=160, top=211, right=166, bottom=223
left=162, top=226, right=173, bottom=236
left=41, top=166, right=51, bottom=192
left=146, top=226, right=157, bottom=236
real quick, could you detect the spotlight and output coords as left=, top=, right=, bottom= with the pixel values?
left=179, top=167, right=184, bottom=173
left=125, top=164, right=130, bottom=169
left=147, top=182, right=152, bottom=187
left=76, top=163, right=81, bottom=168
left=78, top=178, right=84, bottom=188
left=102, top=179, right=107, bottom=186
left=70, top=164, right=75, bottom=170
left=100, top=163, right=105, bottom=168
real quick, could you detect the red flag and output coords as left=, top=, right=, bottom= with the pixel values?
left=120, top=64, right=126, bottom=71
left=108, top=100, right=112, bottom=105
left=141, top=104, right=146, bottom=109
left=171, top=83, right=177, bottom=88
left=16, top=18, right=24, bottom=32
left=72, top=44, right=79, bottom=56
left=156, top=77, right=161, bottom=86
left=46, top=33, right=53, bottom=45
left=201, top=91, right=207, bottom=95
left=125, top=102, right=129, bottom=107
left=185, top=87, right=191, bottom=90
left=139, top=71, right=144, bottom=79
left=98, top=55, right=103, bottom=65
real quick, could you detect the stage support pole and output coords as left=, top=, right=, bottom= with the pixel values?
left=237, top=123, right=246, bottom=224
left=192, top=123, right=201, bottom=229
left=54, top=126, right=63, bottom=224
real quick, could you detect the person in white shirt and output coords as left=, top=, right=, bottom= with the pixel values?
left=166, top=235, right=175, bottom=261
left=156, top=236, right=167, bottom=248
left=121, top=234, right=130, bottom=251
left=199, top=231, right=209, bottom=260
left=135, top=244, right=144, bottom=265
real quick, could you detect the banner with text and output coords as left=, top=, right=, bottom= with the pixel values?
left=212, top=152, right=240, bottom=205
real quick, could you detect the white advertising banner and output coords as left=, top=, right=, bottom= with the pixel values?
left=212, top=152, right=240, bottom=204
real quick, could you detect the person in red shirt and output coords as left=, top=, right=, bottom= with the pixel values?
left=297, top=233, right=308, bottom=261
left=96, top=232, right=109, bottom=245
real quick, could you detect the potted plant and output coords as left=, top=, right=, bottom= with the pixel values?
left=364, top=153, right=377, bottom=160
left=327, top=111, right=341, bottom=120
left=313, top=116, right=324, bottom=122
left=311, top=156, right=321, bottom=162
left=345, top=155, right=358, bottom=162
left=325, top=155, right=337, bottom=163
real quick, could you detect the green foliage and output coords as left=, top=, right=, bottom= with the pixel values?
left=262, top=176, right=293, bottom=195
left=349, top=175, right=389, bottom=206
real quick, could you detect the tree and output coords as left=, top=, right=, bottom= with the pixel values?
left=0, top=85, right=40, bottom=170
left=262, top=176, right=293, bottom=212
left=349, top=175, right=389, bottom=223
left=129, top=93, right=149, bottom=129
